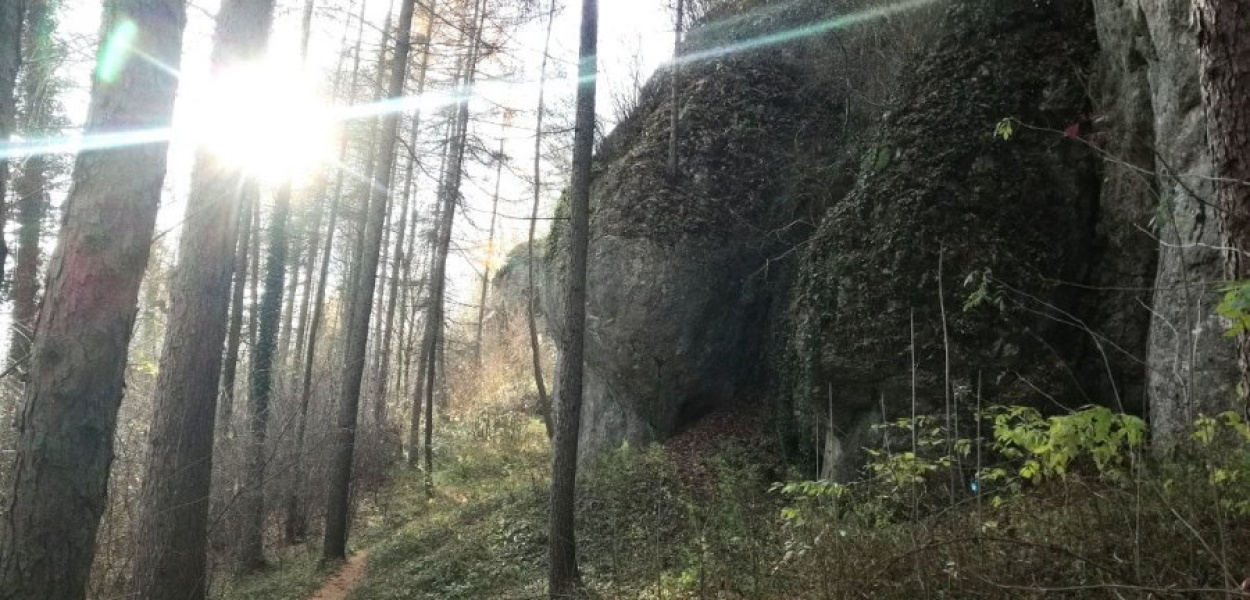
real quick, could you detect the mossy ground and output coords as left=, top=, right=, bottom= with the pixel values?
left=227, top=404, right=1250, bottom=600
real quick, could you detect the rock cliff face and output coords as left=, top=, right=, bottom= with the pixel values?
left=788, top=0, right=1106, bottom=477
left=541, top=0, right=929, bottom=456
left=544, top=50, right=848, bottom=456
left=1091, top=0, right=1239, bottom=444
left=545, top=0, right=1240, bottom=465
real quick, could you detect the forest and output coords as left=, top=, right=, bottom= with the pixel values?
left=0, top=0, right=1249, bottom=599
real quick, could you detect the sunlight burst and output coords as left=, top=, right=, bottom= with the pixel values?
left=180, top=61, right=335, bottom=183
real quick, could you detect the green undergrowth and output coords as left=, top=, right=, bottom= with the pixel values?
left=213, top=546, right=325, bottom=600
left=350, top=409, right=553, bottom=600
left=347, top=414, right=789, bottom=600
left=212, top=456, right=437, bottom=600
left=234, top=404, right=1250, bottom=600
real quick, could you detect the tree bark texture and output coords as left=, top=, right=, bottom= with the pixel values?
left=0, top=3, right=186, bottom=598
left=1196, top=0, right=1250, bottom=408
left=131, top=0, right=275, bottom=595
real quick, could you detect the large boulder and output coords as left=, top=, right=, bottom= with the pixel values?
left=540, top=0, right=940, bottom=456
left=545, top=53, right=847, bottom=456
left=785, top=0, right=1105, bottom=478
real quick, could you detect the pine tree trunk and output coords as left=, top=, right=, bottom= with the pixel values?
left=0, top=0, right=23, bottom=293
left=0, top=3, right=186, bottom=598
left=370, top=192, right=394, bottom=425
left=239, top=179, right=291, bottom=570
left=279, top=237, right=301, bottom=362
left=549, top=0, right=598, bottom=595
left=218, top=193, right=255, bottom=440
left=323, top=0, right=419, bottom=563
left=408, top=117, right=455, bottom=468
left=1196, top=0, right=1250, bottom=406
left=287, top=0, right=370, bottom=544
left=419, top=0, right=485, bottom=488
left=529, top=0, right=556, bottom=438
left=343, top=6, right=393, bottom=330
left=131, top=1, right=276, bottom=594
left=7, top=0, right=52, bottom=381
left=372, top=107, right=424, bottom=442
left=249, top=189, right=261, bottom=350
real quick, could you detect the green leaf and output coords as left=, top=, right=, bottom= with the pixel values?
left=993, top=118, right=1014, bottom=141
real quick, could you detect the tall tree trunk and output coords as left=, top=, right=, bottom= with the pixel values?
left=393, top=135, right=420, bottom=419
left=549, top=0, right=598, bottom=595
left=323, top=0, right=418, bottom=563
left=131, top=0, right=276, bottom=594
left=279, top=236, right=301, bottom=362
left=0, top=0, right=23, bottom=297
left=8, top=158, right=44, bottom=379
left=373, top=105, right=426, bottom=438
left=408, top=116, right=455, bottom=467
left=1196, top=0, right=1250, bottom=406
left=474, top=135, right=505, bottom=366
left=343, top=4, right=393, bottom=330
left=8, top=0, right=51, bottom=380
left=218, top=192, right=255, bottom=441
left=238, top=0, right=319, bottom=566
left=420, top=0, right=486, bottom=488
left=369, top=190, right=394, bottom=425
left=239, top=182, right=291, bottom=570
left=249, top=185, right=261, bottom=350
left=528, top=0, right=556, bottom=438
left=667, top=0, right=682, bottom=178
left=0, top=3, right=187, bottom=598
left=292, top=187, right=322, bottom=387
left=396, top=153, right=427, bottom=401
left=286, top=0, right=369, bottom=544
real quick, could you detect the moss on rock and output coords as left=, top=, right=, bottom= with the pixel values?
left=784, top=0, right=1103, bottom=475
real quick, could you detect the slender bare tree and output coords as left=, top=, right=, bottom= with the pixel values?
left=419, top=0, right=487, bottom=488
left=667, top=0, right=683, bottom=178
left=474, top=133, right=507, bottom=365
left=408, top=115, right=456, bottom=468
left=548, top=0, right=598, bottom=595
left=528, top=0, right=557, bottom=438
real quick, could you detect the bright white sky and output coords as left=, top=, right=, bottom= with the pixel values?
left=56, top=0, right=676, bottom=312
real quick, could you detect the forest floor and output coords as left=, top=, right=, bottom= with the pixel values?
left=226, top=402, right=1250, bottom=599
left=307, top=550, right=368, bottom=600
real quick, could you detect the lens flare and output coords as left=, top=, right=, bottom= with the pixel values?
left=96, top=19, right=139, bottom=83
left=180, top=62, right=335, bottom=182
